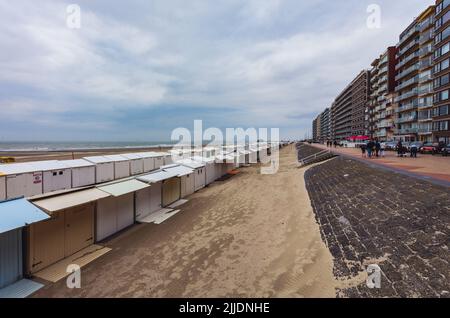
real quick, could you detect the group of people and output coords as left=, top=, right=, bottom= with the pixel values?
left=360, top=139, right=385, bottom=158
left=396, top=140, right=418, bottom=158
left=326, top=140, right=338, bottom=148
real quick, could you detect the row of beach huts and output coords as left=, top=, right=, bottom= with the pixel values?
left=0, top=142, right=288, bottom=296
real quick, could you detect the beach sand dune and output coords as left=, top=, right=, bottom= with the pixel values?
left=33, top=144, right=337, bottom=298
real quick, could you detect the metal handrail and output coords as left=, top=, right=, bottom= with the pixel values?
left=300, top=150, right=331, bottom=165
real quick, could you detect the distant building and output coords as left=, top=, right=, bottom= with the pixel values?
left=319, top=108, right=331, bottom=141
left=330, top=70, right=371, bottom=141
left=369, top=47, right=397, bottom=141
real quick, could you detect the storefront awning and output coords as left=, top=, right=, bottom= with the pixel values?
left=32, top=188, right=111, bottom=213
left=0, top=198, right=50, bottom=234
left=97, top=179, right=150, bottom=197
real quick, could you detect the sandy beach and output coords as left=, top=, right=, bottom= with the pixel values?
left=33, top=144, right=337, bottom=298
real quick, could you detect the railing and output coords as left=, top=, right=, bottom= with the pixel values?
left=394, top=88, right=418, bottom=102
left=395, top=76, right=419, bottom=91
left=395, top=64, right=420, bottom=81
left=299, top=150, right=333, bottom=166
left=396, top=51, right=420, bottom=70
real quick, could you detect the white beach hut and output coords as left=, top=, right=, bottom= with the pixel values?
left=121, top=153, right=144, bottom=175
left=28, top=188, right=110, bottom=275
left=0, top=163, right=43, bottom=199
left=132, top=152, right=156, bottom=173
left=0, top=198, right=49, bottom=294
left=103, top=155, right=130, bottom=180
left=28, top=161, right=72, bottom=194
left=137, top=169, right=180, bottom=210
left=60, top=159, right=96, bottom=188
left=191, top=156, right=217, bottom=185
left=177, top=159, right=206, bottom=191
left=160, top=152, right=173, bottom=166
left=83, top=156, right=115, bottom=184
left=96, top=179, right=149, bottom=241
left=150, top=153, right=165, bottom=170
left=163, top=164, right=195, bottom=198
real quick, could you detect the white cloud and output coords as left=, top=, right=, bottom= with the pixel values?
left=0, top=0, right=436, bottom=140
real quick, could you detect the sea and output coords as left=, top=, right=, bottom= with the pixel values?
left=0, top=141, right=178, bottom=152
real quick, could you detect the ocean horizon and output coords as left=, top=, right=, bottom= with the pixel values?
left=0, top=141, right=178, bottom=152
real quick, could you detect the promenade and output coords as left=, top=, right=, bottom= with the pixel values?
left=312, top=143, right=450, bottom=185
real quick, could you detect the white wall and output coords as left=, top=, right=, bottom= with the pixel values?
left=129, top=159, right=144, bottom=175
left=142, top=158, right=155, bottom=173
left=194, top=168, right=206, bottom=191
left=71, top=166, right=96, bottom=188
left=113, top=161, right=130, bottom=180
left=43, top=169, right=71, bottom=193
left=95, top=163, right=114, bottom=183
left=6, top=172, right=43, bottom=199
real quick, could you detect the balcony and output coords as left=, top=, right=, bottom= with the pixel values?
left=395, top=128, right=419, bottom=134
left=419, top=31, right=433, bottom=45
left=398, top=38, right=420, bottom=56
left=377, top=95, right=386, bottom=102
left=418, top=86, right=432, bottom=95
left=419, top=73, right=432, bottom=83
left=394, top=88, right=418, bottom=102
left=395, top=100, right=419, bottom=113
left=395, top=116, right=417, bottom=124
left=419, top=45, right=433, bottom=57
left=395, top=76, right=419, bottom=92
left=398, top=25, right=420, bottom=47
left=395, top=64, right=420, bottom=81
left=418, top=100, right=433, bottom=109
left=396, top=51, right=420, bottom=70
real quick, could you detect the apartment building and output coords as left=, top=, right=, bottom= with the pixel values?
left=433, top=0, right=450, bottom=144
left=369, top=47, right=398, bottom=141
left=351, top=70, right=370, bottom=136
left=330, top=70, right=371, bottom=141
left=331, top=82, right=353, bottom=141
left=312, top=115, right=319, bottom=141
left=394, top=6, right=435, bottom=142
left=320, top=108, right=331, bottom=141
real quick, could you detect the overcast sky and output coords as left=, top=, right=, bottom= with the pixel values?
left=0, top=0, right=434, bottom=141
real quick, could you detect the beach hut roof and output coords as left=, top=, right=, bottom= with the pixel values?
left=28, top=160, right=69, bottom=171
left=163, top=165, right=194, bottom=177
left=103, top=155, right=129, bottom=162
left=60, top=159, right=95, bottom=168
left=31, top=188, right=111, bottom=214
left=83, top=156, right=112, bottom=164
left=0, top=162, right=40, bottom=175
left=0, top=198, right=50, bottom=234
left=97, top=179, right=150, bottom=197
left=137, top=170, right=179, bottom=184
left=120, top=153, right=142, bottom=160
left=177, top=159, right=205, bottom=169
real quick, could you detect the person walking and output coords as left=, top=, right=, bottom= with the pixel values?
left=397, top=140, right=403, bottom=157
left=333, top=140, right=337, bottom=148
left=367, top=139, right=374, bottom=158
left=380, top=142, right=386, bottom=158
left=361, top=143, right=367, bottom=158
left=410, top=143, right=418, bottom=158
left=375, top=140, right=381, bottom=158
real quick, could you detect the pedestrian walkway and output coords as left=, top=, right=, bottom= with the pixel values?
left=312, top=143, right=450, bottom=185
